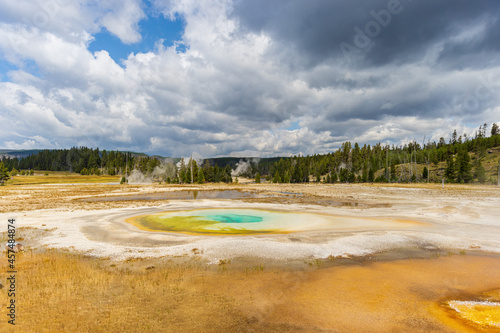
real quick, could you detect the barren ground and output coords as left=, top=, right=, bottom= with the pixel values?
left=1, top=180, right=499, bottom=332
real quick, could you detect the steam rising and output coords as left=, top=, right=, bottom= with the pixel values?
left=231, top=158, right=260, bottom=177
left=127, top=158, right=178, bottom=184
left=126, top=155, right=261, bottom=183
left=127, top=169, right=152, bottom=184
left=176, top=152, right=204, bottom=169
left=152, top=162, right=176, bottom=180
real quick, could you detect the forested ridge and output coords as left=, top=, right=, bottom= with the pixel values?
left=266, top=123, right=500, bottom=184
left=1, top=123, right=499, bottom=185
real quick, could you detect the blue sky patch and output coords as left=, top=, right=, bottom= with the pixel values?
left=0, top=58, right=41, bottom=81
left=88, top=13, right=186, bottom=64
left=287, top=121, right=301, bottom=131
left=0, top=59, right=17, bottom=81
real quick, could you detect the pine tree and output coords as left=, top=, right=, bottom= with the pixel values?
left=445, top=155, right=456, bottom=182
left=456, top=148, right=473, bottom=183
left=390, top=164, right=397, bottom=181
left=362, top=165, right=368, bottom=182
left=368, top=168, right=375, bottom=182
left=213, top=164, right=220, bottom=183
left=197, top=168, right=205, bottom=184
left=203, top=163, right=212, bottom=182
left=348, top=171, right=356, bottom=183
left=452, top=129, right=458, bottom=144
left=224, top=165, right=232, bottom=183
left=273, top=170, right=281, bottom=183
left=179, top=158, right=187, bottom=184
left=255, top=172, right=261, bottom=183
left=331, top=170, right=338, bottom=183
left=474, top=160, right=487, bottom=184
left=283, top=172, right=291, bottom=183
left=0, top=162, right=10, bottom=185
left=492, top=123, right=499, bottom=136
left=192, top=160, right=198, bottom=184
left=422, top=166, right=428, bottom=180
left=339, top=168, right=347, bottom=183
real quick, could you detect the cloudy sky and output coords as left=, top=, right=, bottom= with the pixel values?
left=1, top=0, right=499, bottom=157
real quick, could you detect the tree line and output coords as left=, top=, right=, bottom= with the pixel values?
left=1, top=122, right=499, bottom=185
left=0, top=147, right=234, bottom=184
left=1, top=147, right=141, bottom=176
left=265, top=123, right=500, bottom=184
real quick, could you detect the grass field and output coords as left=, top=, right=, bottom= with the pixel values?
left=6, top=171, right=120, bottom=185
left=1, top=246, right=499, bottom=332
left=0, top=250, right=249, bottom=333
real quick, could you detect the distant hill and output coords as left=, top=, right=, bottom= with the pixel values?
left=0, top=150, right=282, bottom=167
left=204, top=157, right=282, bottom=168
left=0, top=149, right=149, bottom=158
left=0, top=149, right=42, bottom=158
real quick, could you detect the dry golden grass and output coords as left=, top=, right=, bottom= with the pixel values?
left=0, top=249, right=319, bottom=333
left=1, top=249, right=500, bottom=332
left=7, top=171, right=120, bottom=185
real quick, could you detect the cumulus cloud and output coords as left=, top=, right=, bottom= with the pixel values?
left=0, top=0, right=499, bottom=157
left=100, top=0, right=146, bottom=44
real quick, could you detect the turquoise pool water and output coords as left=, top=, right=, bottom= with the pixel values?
left=203, top=214, right=263, bottom=223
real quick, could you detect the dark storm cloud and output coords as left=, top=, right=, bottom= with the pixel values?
left=436, top=17, right=500, bottom=70
left=232, top=0, right=500, bottom=68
